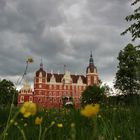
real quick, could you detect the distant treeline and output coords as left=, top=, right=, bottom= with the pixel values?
left=106, top=94, right=140, bottom=106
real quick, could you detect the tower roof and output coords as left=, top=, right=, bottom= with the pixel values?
left=89, top=51, right=94, bottom=65
left=36, top=62, right=46, bottom=77
left=86, top=51, right=97, bottom=73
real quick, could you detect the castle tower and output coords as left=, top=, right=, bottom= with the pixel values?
left=18, top=80, right=33, bottom=105
left=86, top=52, right=99, bottom=86
left=34, top=62, right=47, bottom=106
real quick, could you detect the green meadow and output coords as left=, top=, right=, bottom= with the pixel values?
left=0, top=102, right=140, bottom=140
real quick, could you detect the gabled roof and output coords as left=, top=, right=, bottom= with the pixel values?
left=36, top=68, right=46, bottom=77
left=47, top=73, right=87, bottom=84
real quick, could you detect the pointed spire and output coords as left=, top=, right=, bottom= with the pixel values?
left=89, top=51, right=94, bottom=65
left=64, top=64, right=66, bottom=73
left=40, top=57, right=43, bottom=69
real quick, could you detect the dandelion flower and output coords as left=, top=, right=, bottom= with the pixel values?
left=24, top=123, right=27, bottom=127
left=20, top=102, right=37, bottom=118
left=35, top=117, right=43, bottom=125
left=81, top=104, right=100, bottom=117
left=98, top=115, right=102, bottom=118
left=14, top=122, right=18, bottom=126
left=71, top=123, right=75, bottom=128
left=10, top=119, right=14, bottom=124
left=57, top=123, right=63, bottom=128
left=51, top=121, right=55, bottom=126
left=26, top=57, right=33, bottom=63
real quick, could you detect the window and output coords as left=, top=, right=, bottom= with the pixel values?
left=63, top=92, right=66, bottom=96
left=60, top=85, right=62, bottom=90
left=72, top=85, right=74, bottom=90
left=59, top=92, right=62, bottom=97
left=54, top=85, right=56, bottom=90
left=39, top=84, right=42, bottom=88
left=49, top=92, right=52, bottom=96
left=20, top=96, right=24, bottom=103
left=39, top=78, right=42, bottom=83
left=53, top=92, right=56, bottom=96
left=94, top=77, right=97, bottom=83
left=29, top=96, right=33, bottom=102
left=72, top=92, right=75, bottom=96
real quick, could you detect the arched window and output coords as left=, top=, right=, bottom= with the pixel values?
left=39, top=72, right=42, bottom=83
left=39, top=84, right=42, bottom=88
left=29, top=96, right=33, bottom=102
left=20, top=96, right=24, bottom=103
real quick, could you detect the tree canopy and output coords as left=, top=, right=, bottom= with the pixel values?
left=81, top=85, right=106, bottom=106
left=0, top=79, right=18, bottom=107
left=121, top=0, right=140, bottom=41
left=114, top=44, right=140, bottom=95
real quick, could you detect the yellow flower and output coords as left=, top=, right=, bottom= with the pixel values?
left=20, top=102, right=37, bottom=118
left=14, top=122, right=18, bottom=126
left=81, top=104, right=100, bottom=117
left=35, top=117, right=43, bottom=125
left=98, top=114, right=102, bottom=118
left=10, top=119, right=14, bottom=124
left=26, top=57, right=33, bottom=63
left=71, top=123, right=75, bottom=128
left=57, top=123, right=63, bottom=128
left=24, top=123, right=27, bottom=127
left=51, top=121, right=55, bottom=126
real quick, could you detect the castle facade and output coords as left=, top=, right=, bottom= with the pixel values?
left=18, top=53, right=99, bottom=108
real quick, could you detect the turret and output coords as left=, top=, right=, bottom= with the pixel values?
left=34, top=62, right=47, bottom=95
left=86, top=52, right=99, bottom=86
left=18, top=80, right=33, bottom=105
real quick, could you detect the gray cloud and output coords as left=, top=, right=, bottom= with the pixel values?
left=0, top=0, right=139, bottom=87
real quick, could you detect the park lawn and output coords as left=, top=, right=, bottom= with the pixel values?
left=0, top=104, right=140, bottom=140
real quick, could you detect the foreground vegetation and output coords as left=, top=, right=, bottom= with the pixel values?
left=0, top=101, right=140, bottom=140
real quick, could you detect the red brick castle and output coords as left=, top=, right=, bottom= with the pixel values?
left=18, top=53, right=99, bottom=108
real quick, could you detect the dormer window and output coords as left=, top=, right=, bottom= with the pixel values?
left=39, top=77, right=42, bottom=83
left=77, top=76, right=83, bottom=84
left=39, top=72, right=42, bottom=77
left=62, top=71, right=72, bottom=84
left=50, top=75, right=56, bottom=83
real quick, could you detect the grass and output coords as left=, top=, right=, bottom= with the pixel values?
left=0, top=104, right=140, bottom=140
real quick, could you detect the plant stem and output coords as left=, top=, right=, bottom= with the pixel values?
left=38, top=125, right=42, bottom=140
left=16, top=125, right=27, bottom=140
left=42, top=127, right=48, bottom=140
left=2, top=93, right=16, bottom=140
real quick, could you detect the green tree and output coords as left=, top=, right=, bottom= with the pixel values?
left=114, top=44, right=140, bottom=95
left=81, top=85, right=105, bottom=106
left=0, top=79, right=18, bottom=108
left=121, top=0, right=140, bottom=41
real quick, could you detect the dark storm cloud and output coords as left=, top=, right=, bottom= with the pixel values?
left=0, top=0, right=139, bottom=86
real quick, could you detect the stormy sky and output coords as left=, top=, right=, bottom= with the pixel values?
left=0, top=0, right=139, bottom=87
